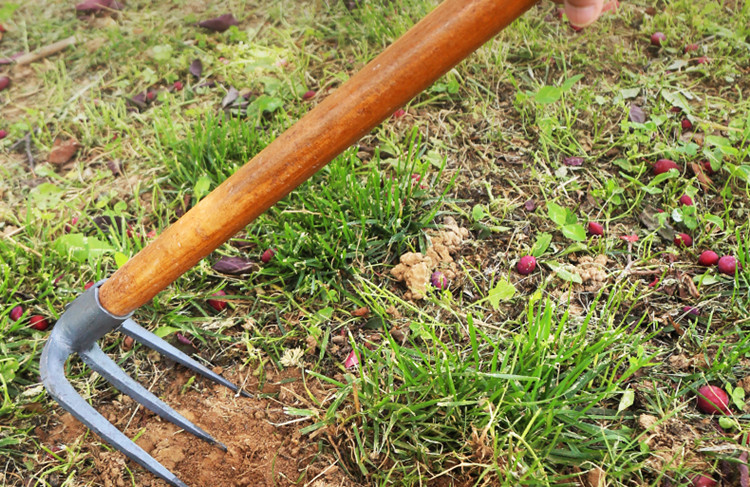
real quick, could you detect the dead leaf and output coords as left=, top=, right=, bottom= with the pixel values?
left=48, top=139, right=81, bottom=165
left=638, top=205, right=675, bottom=241
left=189, top=59, right=203, bottom=79
left=221, top=87, right=240, bottom=109
left=211, top=256, right=258, bottom=275
left=690, top=162, right=714, bottom=191
left=197, top=14, right=239, bottom=32
left=629, top=104, right=646, bottom=123
left=352, top=307, right=369, bottom=317
left=75, top=0, right=123, bottom=14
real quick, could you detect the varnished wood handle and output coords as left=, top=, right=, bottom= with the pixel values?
left=99, top=0, right=537, bottom=316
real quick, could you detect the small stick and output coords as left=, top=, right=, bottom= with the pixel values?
left=14, top=36, right=77, bottom=65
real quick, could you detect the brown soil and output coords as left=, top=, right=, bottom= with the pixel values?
left=38, top=365, right=356, bottom=487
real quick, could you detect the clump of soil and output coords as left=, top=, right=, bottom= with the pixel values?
left=40, top=366, right=352, bottom=487
left=390, top=216, right=470, bottom=299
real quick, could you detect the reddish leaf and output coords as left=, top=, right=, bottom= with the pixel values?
left=189, top=59, right=203, bottom=79
left=562, top=156, right=584, bottom=167
left=75, top=0, right=123, bottom=13
left=212, top=256, right=258, bottom=275
left=344, top=350, right=359, bottom=369
left=48, top=139, right=81, bottom=165
left=524, top=199, right=537, bottom=211
left=107, top=160, right=122, bottom=176
left=197, top=14, right=239, bottom=32
left=629, top=104, right=646, bottom=123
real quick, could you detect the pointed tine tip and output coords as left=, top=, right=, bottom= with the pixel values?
left=170, top=476, right=190, bottom=487
left=216, top=441, right=228, bottom=452
left=237, top=389, right=252, bottom=398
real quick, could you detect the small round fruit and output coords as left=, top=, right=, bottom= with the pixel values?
left=430, top=271, right=448, bottom=291
left=691, top=475, right=717, bottom=487
left=653, top=159, right=680, bottom=175
left=9, top=305, right=23, bottom=321
left=516, top=256, right=536, bottom=275
left=700, top=160, right=715, bottom=175
left=717, top=256, right=737, bottom=276
left=173, top=81, right=183, bottom=91
left=0, top=129, right=7, bottom=139
left=678, top=194, right=693, bottom=206
left=696, top=385, right=731, bottom=415
left=207, top=290, right=227, bottom=312
left=84, top=281, right=95, bottom=290
left=587, top=222, right=604, bottom=236
left=29, top=315, right=50, bottom=331
left=261, top=248, right=275, bottom=264
left=650, top=32, right=666, bottom=46
left=674, top=233, right=692, bottom=248
left=698, top=250, right=719, bottom=266
left=684, top=43, right=699, bottom=53
left=0, top=76, right=10, bottom=91
left=681, top=119, right=693, bottom=131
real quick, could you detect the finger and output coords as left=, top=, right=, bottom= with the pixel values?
left=564, top=0, right=604, bottom=27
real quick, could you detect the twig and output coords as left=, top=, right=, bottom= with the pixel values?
left=14, top=36, right=77, bottom=65
left=23, top=133, right=35, bottom=173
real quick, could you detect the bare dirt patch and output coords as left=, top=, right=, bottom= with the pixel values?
left=38, top=365, right=353, bottom=487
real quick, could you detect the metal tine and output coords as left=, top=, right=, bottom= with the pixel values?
left=79, top=342, right=227, bottom=451
left=40, top=337, right=189, bottom=487
left=120, top=319, right=251, bottom=398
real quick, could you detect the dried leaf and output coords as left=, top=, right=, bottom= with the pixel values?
left=75, top=0, right=123, bottom=13
left=638, top=205, right=675, bottom=241
left=352, top=307, right=369, bottom=317
left=690, top=162, right=714, bottom=191
left=127, top=91, right=147, bottom=109
left=48, top=139, right=81, bottom=165
left=629, top=104, right=646, bottom=123
left=197, top=14, right=239, bottom=32
left=107, top=160, right=122, bottom=176
left=524, top=199, right=537, bottom=211
left=189, top=59, right=203, bottom=79
left=212, top=256, right=258, bottom=275
left=563, top=156, right=584, bottom=167
left=221, top=86, right=240, bottom=109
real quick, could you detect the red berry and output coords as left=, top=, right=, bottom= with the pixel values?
left=9, top=305, right=23, bottom=321
left=146, top=91, right=156, bottom=101
left=684, top=43, right=699, bottom=53
left=681, top=119, right=692, bottom=131
left=691, top=475, right=717, bottom=487
left=653, top=159, right=680, bottom=175
left=84, top=281, right=95, bottom=290
left=29, top=315, right=50, bottom=331
left=261, top=248, right=275, bottom=264
left=430, top=271, right=448, bottom=291
left=587, top=221, right=604, bottom=236
left=392, top=108, right=406, bottom=119
left=696, top=56, right=710, bottom=64
left=0, top=76, right=10, bottom=91
left=207, top=290, right=227, bottom=312
left=516, top=256, right=536, bottom=275
left=302, top=90, right=316, bottom=100
left=700, top=160, right=715, bottom=175
left=698, top=250, right=719, bottom=266
left=696, top=385, right=731, bottom=415
left=674, top=233, right=692, bottom=247
left=678, top=194, right=693, bottom=206
left=173, top=81, right=183, bottom=91
left=650, top=32, right=666, bottom=46
left=717, top=256, right=737, bottom=276
left=0, top=129, right=7, bottom=139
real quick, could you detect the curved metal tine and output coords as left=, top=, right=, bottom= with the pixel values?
left=120, top=319, right=251, bottom=398
left=79, top=342, right=226, bottom=451
left=40, top=339, right=189, bottom=487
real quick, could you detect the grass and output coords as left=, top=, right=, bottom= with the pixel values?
left=1, top=0, right=750, bottom=486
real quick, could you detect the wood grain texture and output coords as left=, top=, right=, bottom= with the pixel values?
left=99, top=0, right=537, bottom=316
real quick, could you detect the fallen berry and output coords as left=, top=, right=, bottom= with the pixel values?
left=10, top=305, right=24, bottom=321
left=516, top=255, right=536, bottom=275
left=261, top=248, right=275, bottom=264
left=695, top=56, right=710, bottom=64
left=430, top=271, right=448, bottom=291
left=0, top=76, right=10, bottom=91
left=679, top=194, right=693, bottom=206
left=698, top=250, right=719, bottom=266
left=681, top=119, right=692, bottom=131
left=696, top=385, right=731, bottom=415
left=684, top=43, right=699, bottom=53
left=29, top=315, right=50, bottom=331
left=302, top=90, right=316, bottom=100
left=176, top=332, right=193, bottom=346
left=717, top=255, right=737, bottom=276
left=653, top=159, right=680, bottom=175
left=0, top=129, right=7, bottom=140
left=700, top=160, right=715, bottom=175
left=682, top=306, right=700, bottom=316
left=691, top=476, right=717, bottom=487
left=173, top=81, right=183, bottom=91
left=207, top=290, right=227, bottom=312
left=674, top=233, right=693, bottom=247
left=392, top=108, right=406, bottom=119
left=587, top=221, right=604, bottom=236
left=650, top=32, right=666, bottom=46
left=84, top=281, right=95, bottom=290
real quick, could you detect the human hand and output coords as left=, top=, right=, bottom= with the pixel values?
left=553, top=0, right=617, bottom=28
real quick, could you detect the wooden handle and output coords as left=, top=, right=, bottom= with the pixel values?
left=99, top=0, right=536, bottom=316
